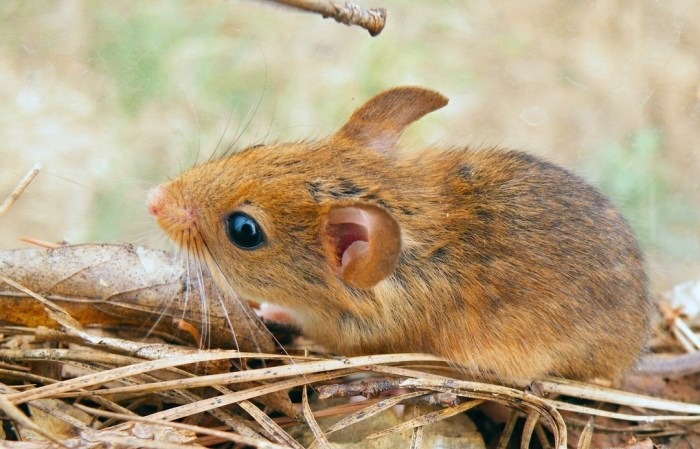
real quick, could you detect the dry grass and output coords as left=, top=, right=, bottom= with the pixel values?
left=2, top=298, right=700, bottom=447
left=1, top=169, right=700, bottom=447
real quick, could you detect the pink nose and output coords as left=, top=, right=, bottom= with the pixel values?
left=146, top=185, right=164, bottom=217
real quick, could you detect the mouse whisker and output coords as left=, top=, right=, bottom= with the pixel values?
left=197, top=237, right=310, bottom=375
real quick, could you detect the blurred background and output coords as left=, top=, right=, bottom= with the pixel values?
left=1, top=1, right=698, bottom=291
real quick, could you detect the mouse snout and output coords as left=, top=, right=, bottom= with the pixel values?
left=146, top=185, right=165, bottom=217
left=146, top=182, right=199, bottom=236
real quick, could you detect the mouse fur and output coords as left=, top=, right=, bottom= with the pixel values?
left=149, top=86, right=651, bottom=381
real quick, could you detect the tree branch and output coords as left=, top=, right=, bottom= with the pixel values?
left=264, top=0, right=387, bottom=36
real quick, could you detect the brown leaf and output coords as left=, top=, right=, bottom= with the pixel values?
left=26, top=399, right=91, bottom=441
left=131, top=422, right=197, bottom=444
left=0, top=244, right=275, bottom=353
left=366, top=399, right=483, bottom=439
left=615, top=437, right=656, bottom=449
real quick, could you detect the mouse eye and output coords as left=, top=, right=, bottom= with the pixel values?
left=225, top=212, right=265, bottom=249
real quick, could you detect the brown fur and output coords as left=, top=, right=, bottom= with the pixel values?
left=149, top=86, right=651, bottom=382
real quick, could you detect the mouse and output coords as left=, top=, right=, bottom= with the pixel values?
left=147, top=86, right=655, bottom=382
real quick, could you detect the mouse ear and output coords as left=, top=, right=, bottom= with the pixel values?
left=332, top=86, right=448, bottom=153
left=321, top=203, right=401, bottom=289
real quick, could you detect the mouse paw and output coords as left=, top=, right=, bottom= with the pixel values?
left=257, top=302, right=296, bottom=324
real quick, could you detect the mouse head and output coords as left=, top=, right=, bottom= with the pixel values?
left=148, top=87, right=447, bottom=309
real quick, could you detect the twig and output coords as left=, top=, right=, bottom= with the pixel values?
left=264, top=0, right=387, bottom=36
left=536, top=379, right=700, bottom=414
left=303, top=384, right=331, bottom=449
left=237, top=400, right=302, bottom=448
left=324, top=391, right=426, bottom=435
left=0, top=163, right=41, bottom=219
left=576, top=417, right=594, bottom=449
left=317, top=378, right=402, bottom=398
left=0, top=394, right=71, bottom=448
left=5, top=350, right=247, bottom=405
left=366, top=399, right=483, bottom=439
left=19, top=237, right=63, bottom=248
left=0, top=274, right=81, bottom=328
left=174, top=318, right=203, bottom=347
left=317, top=378, right=459, bottom=406
left=496, top=411, right=519, bottom=449
left=535, top=423, right=552, bottom=449
left=399, top=378, right=568, bottom=449
left=410, top=404, right=424, bottom=449
left=672, top=317, right=700, bottom=351
left=671, top=324, right=696, bottom=352
left=54, top=354, right=444, bottom=399
left=550, top=399, right=700, bottom=422
left=74, top=405, right=289, bottom=449
left=521, top=411, right=538, bottom=449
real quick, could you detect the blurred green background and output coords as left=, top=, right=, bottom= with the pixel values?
left=1, top=1, right=698, bottom=290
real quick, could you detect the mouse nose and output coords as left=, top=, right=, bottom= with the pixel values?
left=146, top=185, right=165, bottom=217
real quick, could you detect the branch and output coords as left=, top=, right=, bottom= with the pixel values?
left=264, top=0, right=387, bottom=36
left=0, top=163, right=41, bottom=219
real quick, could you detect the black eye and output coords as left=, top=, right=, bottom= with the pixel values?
left=225, top=212, right=265, bottom=249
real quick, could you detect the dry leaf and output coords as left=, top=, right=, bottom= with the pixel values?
left=131, top=422, right=198, bottom=443
left=22, top=399, right=90, bottom=441
left=0, top=243, right=274, bottom=353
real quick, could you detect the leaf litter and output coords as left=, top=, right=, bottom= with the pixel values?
left=2, top=170, right=700, bottom=448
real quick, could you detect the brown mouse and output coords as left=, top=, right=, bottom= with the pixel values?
left=147, top=86, right=653, bottom=382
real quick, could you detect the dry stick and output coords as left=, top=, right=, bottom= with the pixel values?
left=70, top=353, right=264, bottom=439
left=265, top=0, right=387, bottom=36
left=366, top=399, right=483, bottom=439
left=5, top=350, right=248, bottom=405
left=564, top=415, right=665, bottom=434
left=303, top=385, right=331, bottom=449
left=521, top=411, right=539, bottom=449
left=318, top=378, right=459, bottom=406
left=671, top=324, right=696, bottom=353
left=0, top=163, right=41, bottom=219
left=0, top=381, right=93, bottom=437
left=19, top=237, right=63, bottom=248
left=0, top=395, right=70, bottom=449
left=317, top=378, right=402, bottom=398
left=324, top=390, right=427, bottom=434
left=75, top=405, right=288, bottom=449
left=399, top=378, right=568, bottom=449
left=2, top=347, right=260, bottom=417
left=105, top=369, right=358, bottom=433
left=79, top=433, right=229, bottom=449
left=576, top=417, right=594, bottom=449
left=549, top=399, right=700, bottom=423
left=673, top=317, right=700, bottom=350
left=237, top=400, right=302, bottom=448
left=5, top=346, right=270, bottom=442
left=536, top=379, right=700, bottom=414
left=370, top=364, right=700, bottom=420
left=535, top=423, right=553, bottom=449
left=409, top=404, right=424, bottom=449
left=1, top=348, right=148, bottom=368
left=0, top=275, right=81, bottom=328
left=496, top=411, right=519, bottom=449
left=55, top=354, right=445, bottom=399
